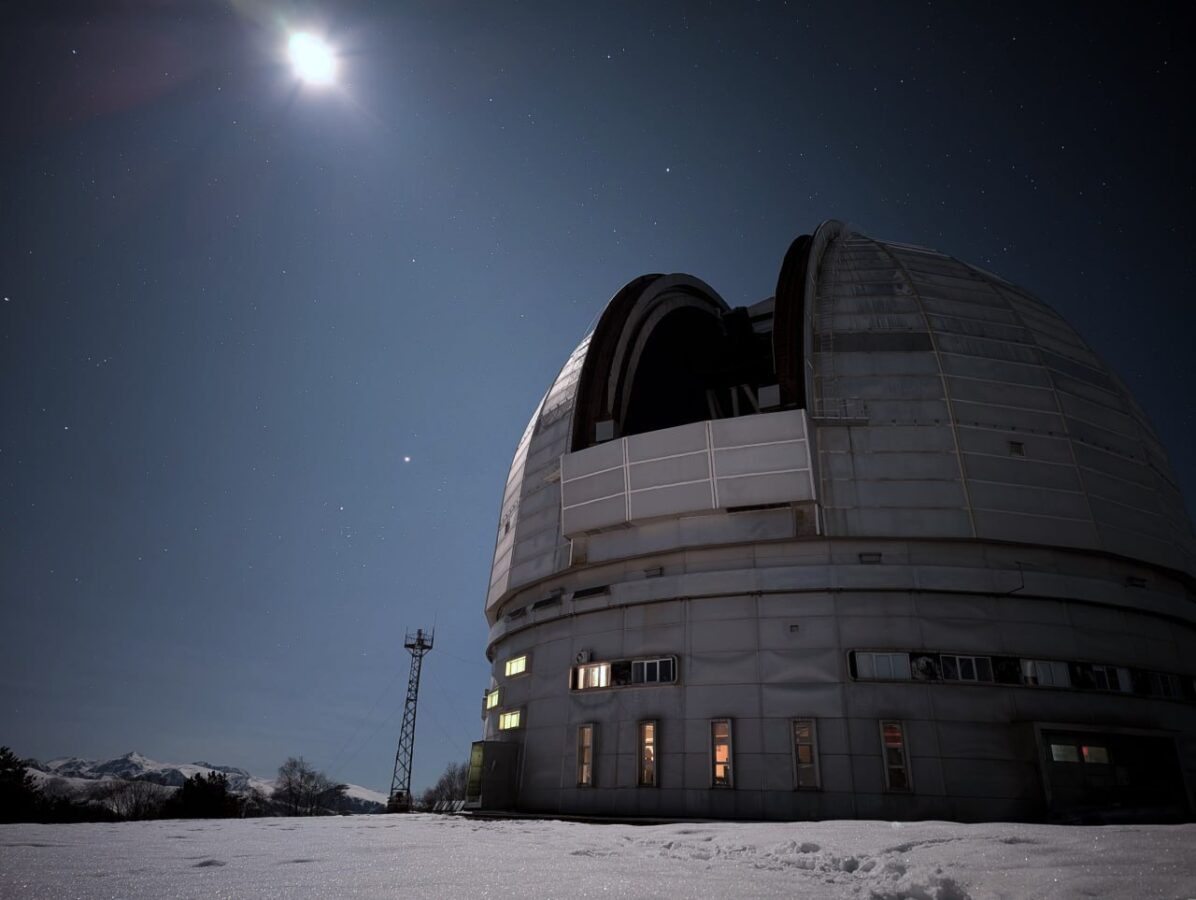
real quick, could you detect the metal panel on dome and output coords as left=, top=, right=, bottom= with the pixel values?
left=560, top=409, right=815, bottom=537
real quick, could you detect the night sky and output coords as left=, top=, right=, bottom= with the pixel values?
left=2, top=2, right=1193, bottom=795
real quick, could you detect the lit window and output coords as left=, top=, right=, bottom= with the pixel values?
left=505, top=655, right=528, bottom=677
left=1020, top=659, right=1070, bottom=688
left=792, top=719, right=820, bottom=790
left=498, top=710, right=522, bottom=730
left=1081, top=745, right=1109, bottom=765
left=1050, top=743, right=1079, bottom=763
left=940, top=654, right=993, bottom=683
left=466, top=742, right=483, bottom=801
left=571, top=656, right=677, bottom=689
left=638, top=721, right=657, bottom=786
left=880, top=721, right=911, bottom=791
left=577, top=724, right=595, bottom=787
left=574, top=663, right=610, bottom=690
left=484, top=688, right=500, bottom=710
left=854, top=652, right=912, bottom=680
left=710, top=719, right=733, bottom=788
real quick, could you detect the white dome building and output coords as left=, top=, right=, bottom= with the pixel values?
left=466, top=221, right=1196, bottom=822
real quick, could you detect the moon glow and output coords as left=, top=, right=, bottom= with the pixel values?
left=288, top=32, right=337, bottom=86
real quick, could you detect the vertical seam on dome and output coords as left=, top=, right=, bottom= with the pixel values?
left=984, top=277, right=1104, bottom=548
left=870, top=238, right=979, bottom=539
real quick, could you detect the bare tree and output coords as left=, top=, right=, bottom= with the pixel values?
left=272, top=757, right=347, bottom=816
left=90, top=779, right=170, bottom=820
left=419, top=760, right=469, bottom=810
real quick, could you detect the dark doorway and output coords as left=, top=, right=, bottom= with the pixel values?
left=1041, top=729, right=1189, bottom=823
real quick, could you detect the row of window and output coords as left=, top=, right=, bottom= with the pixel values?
left=852, top=650, right=1193, bottom=701
left=490, top=648, right=1192, bottom=713
left=485, top=654, right=676, bottom=713
left=498, top=709, right=1121, bottom=787
left=494, top=714, right=907, bottom=792
left=569, top=717, right=910, bottom=792
left=573, top=656, right=677, bottom=690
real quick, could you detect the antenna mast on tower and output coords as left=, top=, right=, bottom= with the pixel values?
left=387, top=626, right=434, bottom=812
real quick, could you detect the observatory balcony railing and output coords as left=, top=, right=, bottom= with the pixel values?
left=559, top=409, right=816, bottom=537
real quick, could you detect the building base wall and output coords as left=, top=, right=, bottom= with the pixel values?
left=482, top=541, right=1196, bottom=822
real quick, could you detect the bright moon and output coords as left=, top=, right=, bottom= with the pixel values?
left=288, top=32, right=337, bottom=86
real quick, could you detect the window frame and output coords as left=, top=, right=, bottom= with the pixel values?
left=504, top=654, right=530, bottom=678
left=569, top=655, right=678, bottom=691
left=853, top=651, right=912, bottom=681
left=879, top=720, right=912, bottom=792
left=1020, top=658, right=1070, bottom=688
left=940, top=653, right=994, bottom=683
left=497, top=708, right=524, bottom=731
left=637, top=720, right=658, bottom=787
left=1049, top=742, right=1080, bottom=763
left=574, top=662, right=611, bottom=690
left=1089, top=664, right=1131, bottom=693
left=577, top=723, right=595, bottom=787
left=791, top=719, right=821, bottom=790
left=484, top=688, right=500, bottom=711
left=710, top=718, right=734, bottom=789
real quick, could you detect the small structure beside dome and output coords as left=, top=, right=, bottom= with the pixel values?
left=468, top=221, right=1196, bottom=822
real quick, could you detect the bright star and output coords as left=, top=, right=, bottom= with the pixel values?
left=288, top=32, right=337, bottom=86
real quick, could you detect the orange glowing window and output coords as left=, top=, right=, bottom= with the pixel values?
left=710, top=719, right=733, bottom=788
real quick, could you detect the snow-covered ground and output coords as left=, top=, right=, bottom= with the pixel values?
left=2, top=814, right=1194, bottom=899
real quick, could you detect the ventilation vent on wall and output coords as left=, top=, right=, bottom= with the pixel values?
left=532, top=589, right=564, bottom=611
left=858, top=552, right=883, bottom=565
left=572, top=585, right=610, bottom=600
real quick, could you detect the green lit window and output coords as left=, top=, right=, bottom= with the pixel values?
left=1050, top=743, right=1079, bottom=763
left=505, top=655, right=528, bottom=677
left=484, top=689, right=500, bottom=710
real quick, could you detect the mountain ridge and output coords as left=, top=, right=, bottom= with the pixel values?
left=25, top=750, right=388, bottom=810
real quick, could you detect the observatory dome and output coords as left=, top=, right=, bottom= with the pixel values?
left=470, top=221, right=1196, bottom=823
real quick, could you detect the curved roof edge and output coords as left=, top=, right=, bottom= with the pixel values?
left=570, top=273, right=731, bottom=451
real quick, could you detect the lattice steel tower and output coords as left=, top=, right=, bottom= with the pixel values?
left=387, top=627, right=434, bottom=812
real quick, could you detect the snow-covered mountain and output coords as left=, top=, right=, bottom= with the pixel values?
left=26, top=751, right=388, bottom=811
